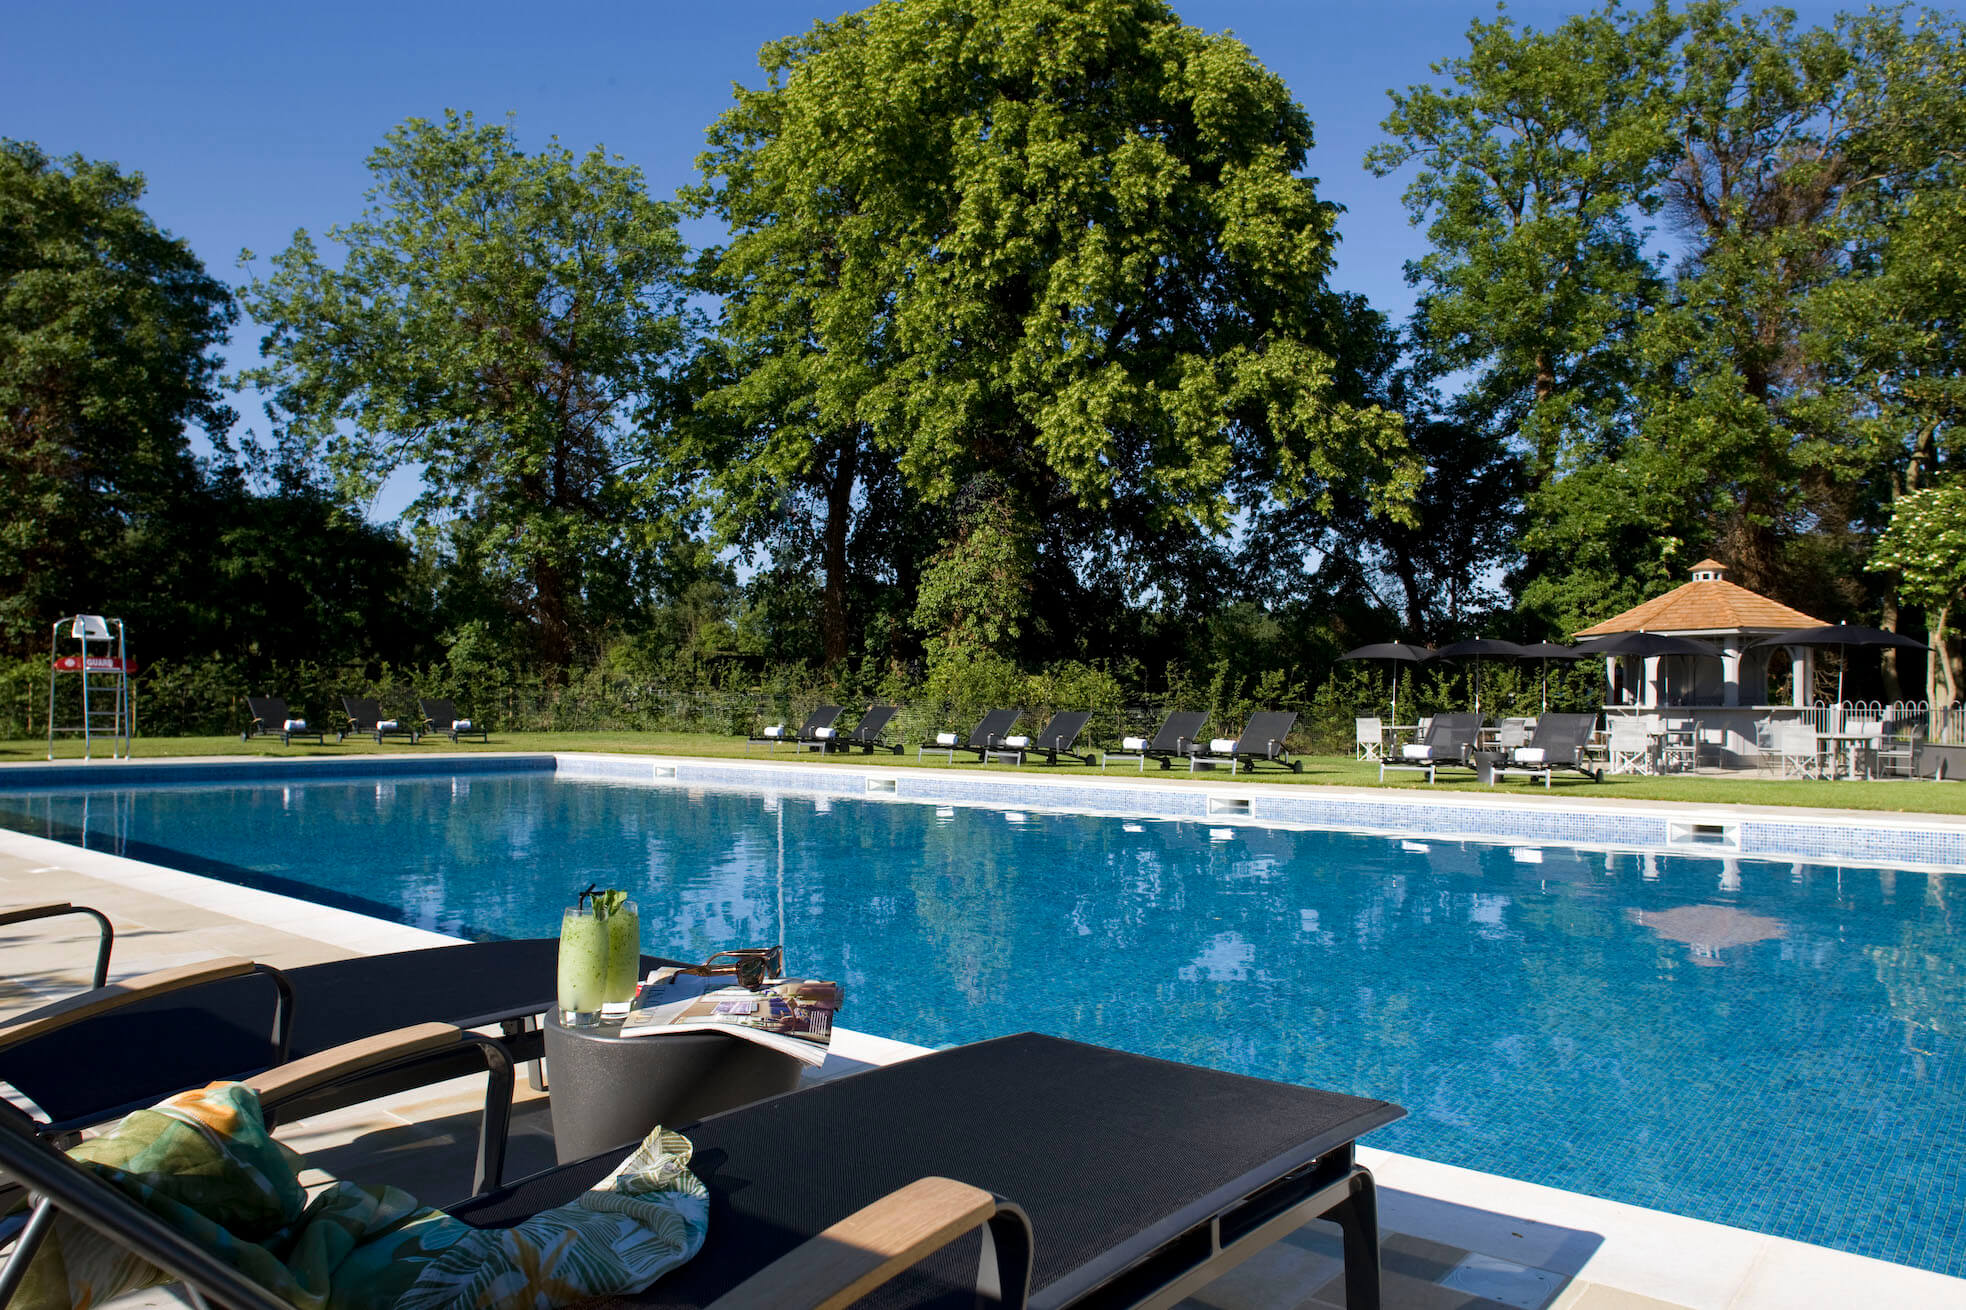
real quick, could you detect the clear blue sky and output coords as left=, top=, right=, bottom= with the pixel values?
left=3, top=0, right=1852, bottom=453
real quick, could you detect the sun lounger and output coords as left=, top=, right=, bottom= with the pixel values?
left=338, top=696, right=419, bottom=745
left=0, top=1031, right=1403, bottom=1310
left=1101, top=710, right=1208, bottom=771
left=1187, top=711, right=1302, bottom=774
left=418, top=697, right=489, bottom=743
left=919, top=707, right=1021, bottom=763
left=837, top=703, right=903, bottom=754
left=1378, top=712, right=1481, bottom=783
left=985, top=710, right=1094, bottom=766
left=745, top=705, right=843, bottom=753
left=0, top=938, right=684, bottom=1192
left=1488, top=713, right=1601, bottom=787
left=242, top=696, right=324, bottom=746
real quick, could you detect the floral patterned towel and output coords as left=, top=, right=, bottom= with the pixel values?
left=17, top=1082, right=708, bottom=1310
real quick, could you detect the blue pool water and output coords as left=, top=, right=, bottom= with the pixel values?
left=1, top=770, right=1962, bottom=1275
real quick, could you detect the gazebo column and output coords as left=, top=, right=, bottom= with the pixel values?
left=1720, top=641, right=1742, bottom=707
left=1642, top=655, right=1664, bottom=708
left=1788, top=646, right=1813, bottom=708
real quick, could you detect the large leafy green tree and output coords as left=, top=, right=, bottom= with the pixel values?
left=239, top=112, right=696, bottom=671
left=0, top=140, right=235, bottom=652
left=687, top=0, right=1417, bottom=667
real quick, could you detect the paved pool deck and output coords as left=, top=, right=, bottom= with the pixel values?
left=2, top=814, right=1962, bottom=1309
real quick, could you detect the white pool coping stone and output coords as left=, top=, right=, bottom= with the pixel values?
left=1, top=772, right=1962, bottom=1307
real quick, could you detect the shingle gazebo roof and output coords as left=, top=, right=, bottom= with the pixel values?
left=1574, top=560, right=1823, bottom=638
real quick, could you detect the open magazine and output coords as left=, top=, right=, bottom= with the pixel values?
left=616, top=966, right=843, bottom=1066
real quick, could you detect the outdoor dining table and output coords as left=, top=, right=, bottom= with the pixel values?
left=1817, top=731, right=1879, bottom=780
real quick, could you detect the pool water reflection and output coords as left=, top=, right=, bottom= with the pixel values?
left=1, top=772, right=1960, bottom=1275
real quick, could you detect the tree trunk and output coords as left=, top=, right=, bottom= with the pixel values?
left=1881, top=594, right=1903, bottom=702
left=817, top=432, right=861, bottom=666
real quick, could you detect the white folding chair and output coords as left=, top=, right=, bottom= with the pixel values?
left=1354, top=716, right=1383, bottom=761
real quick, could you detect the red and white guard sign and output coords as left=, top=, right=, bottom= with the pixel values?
left=52, top=655, right=136, bottom=673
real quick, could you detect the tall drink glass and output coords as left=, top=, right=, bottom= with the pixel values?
left=601, top=899, right=640, bottom=1022
left=557, top=906, right=607, bottom=1027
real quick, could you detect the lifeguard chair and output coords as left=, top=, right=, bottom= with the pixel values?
left=47, top=615, right=134, bottom=760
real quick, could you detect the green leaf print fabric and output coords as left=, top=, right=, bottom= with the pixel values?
left=16, top=1082, right=708, bottom=1310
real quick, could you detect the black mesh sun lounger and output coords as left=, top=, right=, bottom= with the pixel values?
left=1187, top=711, right=1302, bottom=774
left=985, top=711, right=1095, bottom=766
left=241, top=696, right=324, bottom=746
left=1490, top=713, right=1603, bottom=788
left=839, top=703, right=903, bottom=754
left=0, top=1032, right=1403, bottom=1310
left=418, top=697, right=489, bottom=743
left=920, top=707, right=1022, bottom=763
left=338, top=696, right=419, bottom=745
left=745, top=705, right=843, bottom=753
left=1379, top=712, right=1481, bottom=783
left=1102, top=710, right=1208, bottom=771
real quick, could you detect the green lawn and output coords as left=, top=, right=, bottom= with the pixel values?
left=8, top=731, right=1966, bottom=817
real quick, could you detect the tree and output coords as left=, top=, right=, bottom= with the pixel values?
left=0, top=140, right=234, bottom=652
left=239, top=112, right=696, bottom=671
left=687, top=0, right=1417, bottom=667
left=1870, top=486, right=1966, bottom=707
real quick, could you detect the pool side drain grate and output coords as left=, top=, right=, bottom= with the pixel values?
left=866, top=777, right=898, bottom=794
left=1207, top=796, right=1253, bottom=817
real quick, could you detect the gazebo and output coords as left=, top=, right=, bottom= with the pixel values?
left=1573, top=559, right=1824, bottom=764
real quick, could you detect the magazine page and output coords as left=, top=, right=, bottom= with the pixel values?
left=617, top=968, right=842, bottom=1066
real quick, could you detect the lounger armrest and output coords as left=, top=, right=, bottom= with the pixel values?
left=245, top=1022, right=516, bottom=1194
left=708, top=1176, right=1032, bottom=1310
left=0, top=902, right=112, bottom=988
left=0, top=957, right=263, bottom=1052
left=246, top=1021, right=463, bottom=1107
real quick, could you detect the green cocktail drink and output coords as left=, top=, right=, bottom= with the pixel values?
left=601, top=899, right=640, bottom=1020
left=557, top=906, right=608, bottom=1026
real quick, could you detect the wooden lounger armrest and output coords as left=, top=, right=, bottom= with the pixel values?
left=245, top=1022, right=462, bottom=1108
left=0, top=957, right=261, bottom=1051
left=709, top=1176, right=1032, bottom=1310
left=245, top=1022, right=516, bottom=1195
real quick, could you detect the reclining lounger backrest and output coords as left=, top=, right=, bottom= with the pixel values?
left=1150, top=711, right=1208, bottom=753
left=1037, top=710, right=1092, bottom=751
left=1236, top=712, right=1298, bottom=757
left=967, top=708, right=1021, bottom=747
left=851, top=704, right=897, bottom=741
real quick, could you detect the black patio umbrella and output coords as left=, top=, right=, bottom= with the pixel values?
left=1513, top=641, right=1584, bottom=711
left=1749, top=624, right=1927, bottom=707
left=1338, top=642, right=1434, bottom=722
left=1431, top=638, right=1529, bottom=715
left=1573, top=632, right=1719, bottom=708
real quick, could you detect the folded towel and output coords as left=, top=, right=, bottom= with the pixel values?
left=1514, top=747, right=1547, bottom=764
left=377, top=719, right=398, bottom=730
left=1402, top=744, right=1432, bottom=760
left=935, top=731, right=959, bottom=746
left=1004, top=735, right=1030, bottom=748
left=454, top=718, right=472, bottom=729
left=813, top=726, right=837, bottom=738
left=763, top=724, right=786, bottom=738
left=1210, top=738, right=1238, bottom=754
left=283, top=718, right=306, bottom=731
left=1121, top=736, right=1147, bottom=751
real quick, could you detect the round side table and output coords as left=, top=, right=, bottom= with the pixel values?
left=542, top=1012, right=806, bottom=1163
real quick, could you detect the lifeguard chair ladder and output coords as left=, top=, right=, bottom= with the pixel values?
left=47, top=615, right=134, bottom=761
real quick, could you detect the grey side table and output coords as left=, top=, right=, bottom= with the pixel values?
left=542, top=1013, right=805, bottom=1163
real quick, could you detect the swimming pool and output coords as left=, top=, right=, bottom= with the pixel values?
left=1, top=766, right=1960, bottom=1275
